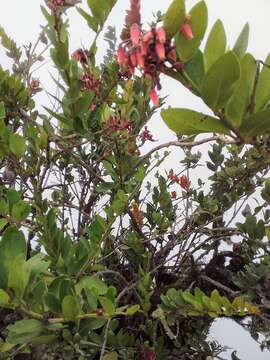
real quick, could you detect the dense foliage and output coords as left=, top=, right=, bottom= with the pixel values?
left=0, top=0, right=270, bottom=358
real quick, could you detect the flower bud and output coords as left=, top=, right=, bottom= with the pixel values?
left=130, top=23, right=141, bottom=46
left=150, top=88, right=159, bottom=106
left=180, top=22, right=194, bottom=40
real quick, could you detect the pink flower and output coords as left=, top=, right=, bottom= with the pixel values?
left=136, top=52, right=145, bottom=68
left=156, top=27, right=166, bottom=44
left=143, top=31, right=153, bottom=43
left=130, top=52, right=138, bottom=67
left=130, top=23, right=141, bottom=46
left=117, top=46, right=128, bottom=66
left=155, top=42, right=165, bottom=61
left=180, top=23, right=194, bottom=40
left=150, top=88, right=159, bottom=106
left=140, top=41, right=148, bottom=56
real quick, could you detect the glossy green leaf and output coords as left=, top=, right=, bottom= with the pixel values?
left=233, top=23, right=249, bottom=58
left=163, top=0, right=186, bottom=38
left=204, top=20, right=226, bottom=71
left=77, top=7, right=99, bottom=33
left=175, top=1, right=208, bottom=61
left=202, top=51, right=240, bottom=111
left=62, top=295, right=80, bottom=321
left=9, top=133, right=26, bottom=158
left=87, top=317, right=107, bottom=330
left=255, top=53, right=270, bottom=111
left=225, top=53, right=256, bottom=129
left=239, top=108, right=270, bottom=141
left=0, top=102, right=5, bottom=119
left=183, top=50, right=205, bottom=91
left=161, top=108, right=230, bottom=135
left=126, top=304, right=140, bottom=316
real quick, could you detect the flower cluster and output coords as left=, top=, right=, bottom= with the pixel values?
left=117, top=9, right=194, bottom=106
left=139, top=126, right=154, bottom=142
left=105, top=116, right=132, bottom=135
left=80, top=73, right=101, bottom=97
left=71, top=48, right=88, bottom=64
left=47, top=0, right=65, bottom=12
left=168, top=170, right=191, bottom=191
left=117, top=25, right=180, bottom=106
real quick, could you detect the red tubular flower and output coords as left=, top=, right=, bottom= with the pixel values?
left=130, top=23, right=141, bottom=46
left=130, top=52, right=138, bottom=67
left=143, top=30, right=154, bottom=43
left=155, top=42, right=165, bottom=61
left=140, top=41, right=148, bottom=56
left=179, top=175, right=191, bottom=191
left=180, top=22, right=194, bottom=40
left=117, top=46, right=128, bottom=66
left=156, top=27, right=166, bottom=44
left=150, top=88, right=159, bottom=106
left=136, top=52, right=145, bottom=68
left=140, top=126, right=154, bottom=142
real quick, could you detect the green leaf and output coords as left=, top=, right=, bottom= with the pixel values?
left=9, top=133, right=26, bottom=158
left=163, top=0, right=186, bottom=38
left=126, top=304, right=140, bottom=316
left=233, top=23, right=249, bottom=58
left=0, top=227, right=26, bottom=289
left=78, top=276, right=108, bottom=296
left=11, top=200, right=31, bottom=221
left=183, top=50, right=205, bottom=91
left=175, top=1, right=208, bottom=61
left=0, top=102, right=5, bottom=119
left=0, top=289, right=10, bottom=305
left=77, top=7, right=99, bottom=33
left=62, top=295, right=80, bottom=321
left=204, top=20, right=226, bottom=72
left=99, top=296, right=115, bottom=315
left=255, top=53, right=270, bottom=111
left=0, top=218, right=8, bottom=231
left=7, top=319, right=44, bottom=345
left=8, top=254, right=30, bottom=298
left=87, top=0, right=117, bottom=27
left=161, top=108, right=230, bottom=135
left=202, top=51, right=240, bottom=111
left=239, top=108, right=270, bottom=141
left=87, top=317, right=107, bottom=330
left=225, top=53, right=257, bottom=129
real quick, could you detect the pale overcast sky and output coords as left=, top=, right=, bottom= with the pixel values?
left=1, top=1, right=270, bottom=359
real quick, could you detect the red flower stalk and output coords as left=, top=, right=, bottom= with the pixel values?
left=180, top=22, right=194, bottom=40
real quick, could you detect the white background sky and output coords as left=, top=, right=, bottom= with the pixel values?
left=1, top=1, right=270, bottom=359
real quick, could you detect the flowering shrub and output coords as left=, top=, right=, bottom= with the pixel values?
left=0, top=0, right=270, bottom=359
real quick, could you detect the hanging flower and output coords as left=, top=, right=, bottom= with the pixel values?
left=130, top=23, right=141, bottom=46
